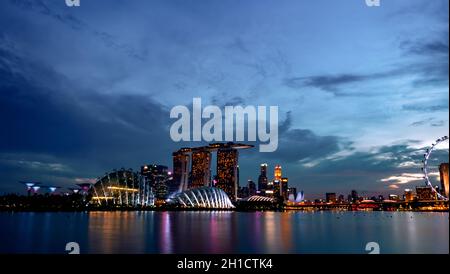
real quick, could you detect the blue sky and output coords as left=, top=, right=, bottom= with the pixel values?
left=0, top=0, right=448, bottom=198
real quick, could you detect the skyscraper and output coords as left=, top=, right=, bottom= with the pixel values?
left=140, top=165, right=169, bottom=203
left=258, top=163, right=268, bottom=194
left=404, top=189, right=415, bottom=202
left=248, top=180, right=256, bottom=196
left=273, top=179, right=280, bottom=198
left=217, top=148, right=239, bottom=201
left=439, top=163, right=449, bottom=198
left=141, top=164, right=169, bottom=188
left=172, top=150, right=190, bottom=192
left=274, top=165, right=282, bottom=181
left=281, top=177, right=288, bottom=200
left=191, top=149, right=211, bottom=189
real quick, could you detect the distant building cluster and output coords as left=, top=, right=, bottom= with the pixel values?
left=88, top=142, right=252, bottom=208
left=13, top=144, right=448, bottom=211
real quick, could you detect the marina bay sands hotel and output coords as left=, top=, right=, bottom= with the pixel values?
left=172, top=142, right=253, bottom=201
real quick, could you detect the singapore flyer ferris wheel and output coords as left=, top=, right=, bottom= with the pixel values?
left=422, top=136, right=449, bottom=201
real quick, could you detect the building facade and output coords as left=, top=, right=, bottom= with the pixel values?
left=191, top=149, right=211, bottom=188
left=217, top=148, right=239, bottom=201
left=439, top=163, right=449, bottom=198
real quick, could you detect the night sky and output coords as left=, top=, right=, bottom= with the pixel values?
left=0, top=0, right=448, bottom=198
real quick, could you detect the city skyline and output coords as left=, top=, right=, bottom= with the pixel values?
left=10, top=141, right=449, bottom=202
left=0, top=0, right=448, bottom=197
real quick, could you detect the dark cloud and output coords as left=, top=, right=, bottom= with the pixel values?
left=402, top=39, right=449, bottom=56
left=402, top=104, right=448, bottom=113
left=243, top=112, right=347, bottom=164
left=284, top=29, right=449, bottom=95
left=400, top=30, right=449, bottom=87
left=0, top=43, right=174, bottom=192
left=211, top=95, right=246, bottom=108
left=9, top=0, right=146, bottom=61
left=410, top=118, right=446, bottom=127
left=284, top=74, right=370, bottom=92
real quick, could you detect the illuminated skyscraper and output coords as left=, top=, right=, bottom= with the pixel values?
left=217, top=148, right=239, bottom=201
left=439, top=163, right=449, bottom=198
left=191, top=149, right=211, bottom=189
left=258, top=163, right=268, bottom=193
left=274, top=165, right=282, bottom=181
left=273, top=180, right=280, bottom=197
left=172, top=150, right=190, bottom=192
left=404, top=189, right=415, bottom=202
left=281, top=177, right=288, bottom=200
left=141, top=165, right=169, bottom=202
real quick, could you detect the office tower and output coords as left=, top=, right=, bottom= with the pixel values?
left=274, top=165, right=282, bottom=181
left=191, top=149, right=211, bottom=189
left=141, top=165, right=168, bottom=193
left=404, top=189, right=415, bottom=202
left=273, top=180, right=281, bottom=198
left=258, top=163, right=268, bottom=193
left=155, top=177, right=169, bottom=199
left=416, top=186, right=437, bottom=201
left=217, top=148, right=239, bottom=201
left=439, top=163, right=449, bottom=198
left=281, top=177, right=288, bottom=200
left=172, top=150, right=190, bottom=192
left=326, top=193, right=337, bottom=203
left=337, top=194, right=345, bottom=203
left=248, top=180, right=257, bottom=196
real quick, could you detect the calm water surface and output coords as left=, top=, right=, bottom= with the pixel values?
left=0, top=211, right=448, bottom=254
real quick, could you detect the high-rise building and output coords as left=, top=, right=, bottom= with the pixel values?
left=274, top=165, right=282, bottom=181
left=155, top=177, right=169, bottom=199
left=141, top=164, right=169, bottom=202
left=404, top=189, right=415, bottom=202
left=337, top=194, right=345, bottom=203
left=273, top=180, right=281, bottom=198
left=248, top=180, right=257, bottom=196
left=258, top=163, right=268, bottom=193
left=281, top=177, right=288, bottom=200
left=326, top=193, right=337, bottom=203
left=217, top=148, right=239, bottom=201
left=439, top=163, right=449, bottom=198
left=191, top=149, right=211, bottom=189
left=141, top=164, right=169, bottom=187
left=172, top=150, right=190, bottom=192
left=416, top=186, right=437, bottom=201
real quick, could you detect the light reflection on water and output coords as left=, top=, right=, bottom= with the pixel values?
left=0, top=211, right=448, bottom=254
